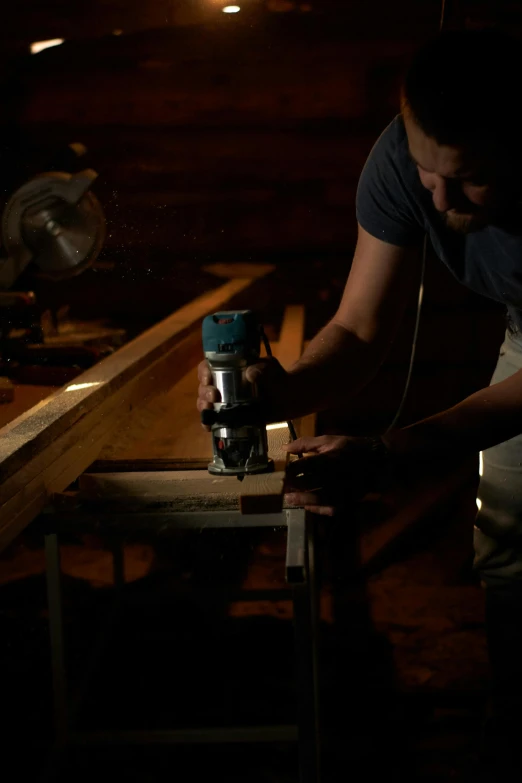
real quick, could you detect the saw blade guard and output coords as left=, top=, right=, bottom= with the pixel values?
left=0, top=170, right=106, bottom=289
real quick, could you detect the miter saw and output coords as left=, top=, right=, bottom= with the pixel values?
left=0, top=160, right=108, bottom=380
left=0, top=168, right=105, bottom=289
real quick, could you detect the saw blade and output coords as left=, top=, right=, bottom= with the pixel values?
left=1, top=171, right=106, bottom=287
left=28, top=191, right=106, bottom=280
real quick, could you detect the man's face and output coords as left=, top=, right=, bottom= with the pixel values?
left=403, top=107, right=516, bottom=233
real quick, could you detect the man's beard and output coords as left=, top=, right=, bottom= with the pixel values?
left=440, top=209, right=487, bottom=234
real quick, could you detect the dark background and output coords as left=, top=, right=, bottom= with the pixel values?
left=1, top=1, right=522, bottom=781
left=1, top=0, right=517, bottom=427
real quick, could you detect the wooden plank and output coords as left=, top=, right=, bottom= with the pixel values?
left=79, top=470, right=237, bottom=508
left=97, top=357, right=212, bottom=461
left=0, top=270, right=273, bottom=551
left=89, top=458, right=209, bottom=472
left=79, top=468, right=287, bottom=516
left=0, top=329, right=200, bottom=507
left=79, top=469, right=245, bottom=513
left=79, top=465, right=287, bottom=517
left=239, top=471, right=286, bottom=515
left=0, top=330, right=200, bottom=548
left=266, top=423, right=293, bottom=472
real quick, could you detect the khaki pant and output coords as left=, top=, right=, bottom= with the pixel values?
left=475, top=329, right=522, bottom=586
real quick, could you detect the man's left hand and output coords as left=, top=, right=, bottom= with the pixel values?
left=284, top=434, right=391, bottom=516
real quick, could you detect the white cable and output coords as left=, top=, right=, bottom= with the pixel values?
left=385, top=234, right=427, bottom=432
left=384, top=0, right=449, bottom=435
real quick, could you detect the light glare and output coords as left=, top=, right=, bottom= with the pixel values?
left=266, top=422, right=288, bottom=431
left=65, top=382, right=102, bottom=392
left=222, top=5, right=241, bottom=12
left=30, top=38, right=64, bottom=55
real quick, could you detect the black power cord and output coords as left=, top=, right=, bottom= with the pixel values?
left=260, top=327, right=298, bottom=441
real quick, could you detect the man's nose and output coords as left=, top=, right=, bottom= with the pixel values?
left=431, top=177, right=453, bottom=212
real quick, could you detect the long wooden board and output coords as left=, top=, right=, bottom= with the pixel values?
left=0, top=331, right=201, bottom=547
left=0, top=270, right=273, bottom=551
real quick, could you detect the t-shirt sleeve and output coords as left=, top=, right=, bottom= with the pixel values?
left=356, top=120, right=425, bottom=247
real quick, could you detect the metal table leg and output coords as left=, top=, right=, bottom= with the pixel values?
left=40, top=508, right=320, bottom=783
left=287, top=509, right=321, bottom=783
left=307, top=512, right=320, bottom=721
left=44, top=532, right=68, bottom=747
left=67, top=538, right=126, bottom=730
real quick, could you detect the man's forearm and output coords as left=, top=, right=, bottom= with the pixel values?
left=384, top=370, right=522, bottom=460
left=284, top=319, right=392, bottom=417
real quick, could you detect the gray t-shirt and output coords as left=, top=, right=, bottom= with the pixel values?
left=356, top=115, right=522, bottom=329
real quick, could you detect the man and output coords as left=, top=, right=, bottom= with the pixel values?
left=198, top=28, right=522, bottom=767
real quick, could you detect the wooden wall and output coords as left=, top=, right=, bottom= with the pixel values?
left=10, top=23, right=423, bottom=258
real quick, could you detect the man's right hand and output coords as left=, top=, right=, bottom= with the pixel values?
left=197, top=357, right=293, bottom=428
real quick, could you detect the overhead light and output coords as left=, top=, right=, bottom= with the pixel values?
left=222, top=5, right=241, bottom=12
left=30, top=38, right=64, bottom=55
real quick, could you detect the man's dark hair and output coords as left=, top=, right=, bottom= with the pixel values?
left=403, top=29, right=522, bottom=149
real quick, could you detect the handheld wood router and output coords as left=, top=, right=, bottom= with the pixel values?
left=201, top=310, right=272, bottom=477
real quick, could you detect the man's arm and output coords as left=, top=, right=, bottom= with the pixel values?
left=198, top=223, right=421, bottom=422
left=279, top=224, right=421, bottom=418
left=384, top=370, right=522, bottom=460
left=282, top=366, right=522, bottom=514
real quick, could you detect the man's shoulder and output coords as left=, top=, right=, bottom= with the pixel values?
left=356, top=114, right=425, bottom=245
left=371, top=115, right=412, bottom=172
